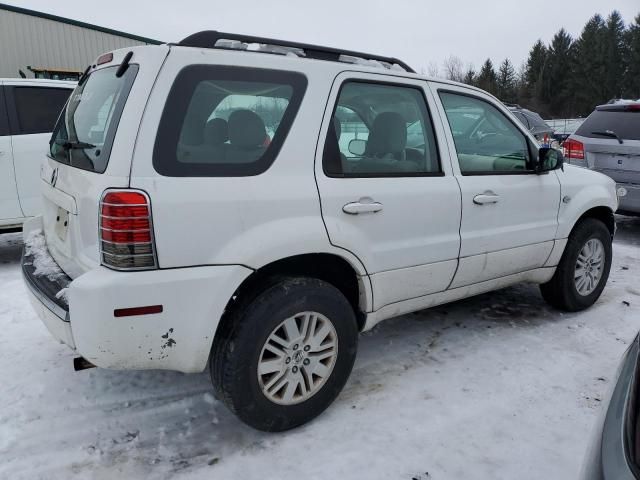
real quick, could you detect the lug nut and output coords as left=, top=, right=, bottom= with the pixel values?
left=285, top=357, right=291, bottom=364
left=303, top=345, right=310, bottom=352
left=303, top=359, right=310, bottom=366
left=292, top=366, right=298, bottom=373
left=293, top=344, right=299, bottom=350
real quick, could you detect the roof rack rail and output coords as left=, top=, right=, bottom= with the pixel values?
left=178, top=31, right=416, bottom=73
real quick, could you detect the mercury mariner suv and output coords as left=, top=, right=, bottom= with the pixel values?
left=22, top=31, right=619, bottom=431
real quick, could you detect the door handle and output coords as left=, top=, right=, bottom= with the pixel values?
left=473, top=192, right=500, bottom=205
left=342, top=198, right=384, bottom=215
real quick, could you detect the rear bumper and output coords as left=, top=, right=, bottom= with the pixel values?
left=22, top=217, right=253, bottom=373
left=22, top=217, right=75, bottom=348
left=617, top=183, right=640, bottom=215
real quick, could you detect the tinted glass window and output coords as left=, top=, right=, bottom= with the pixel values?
left=324, top=82, right=440, bottom=177
left=0, top=88, right=9, bottom=136
left=439, top=92, right=531, bottom=174
left=575, top=110, right=640, bottom=141
left=50, top=65, right=138, bottom=173
left=13, top=87, right=71, bottom=135
left=154, top=66, right=307, bottom=177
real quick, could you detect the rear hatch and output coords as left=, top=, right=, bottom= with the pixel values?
left=41, top=46, right=169, bottom=278
left=571, top=104, right=640, bottom=185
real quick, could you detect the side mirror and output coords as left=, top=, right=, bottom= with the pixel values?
left=537, top=146, right=564, bottom=173
left=348, top=139, right=367, bottom=156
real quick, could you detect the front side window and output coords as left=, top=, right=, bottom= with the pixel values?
left=50, top=65, right=138, bottom=173
left=13, top=87, right=71, bottom=135
left=439, top=92, right=531, bottom=174
left=323, top=81, right=440, bottom=177
left=153, top=66, right=307, bottom=177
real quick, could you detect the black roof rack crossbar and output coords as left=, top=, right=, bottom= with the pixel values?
left=178, top=31, right=415, bottom=73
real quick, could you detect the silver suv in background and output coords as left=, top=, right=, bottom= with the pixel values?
left=564, top=102, right=640, bottom=215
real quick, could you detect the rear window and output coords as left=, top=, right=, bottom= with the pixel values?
left=575, top=110, right=640, bottom=141
left=49, top=65, right=138, bottom=173
left=12, top=87, right=72, bottom=135
left=153, top=66, right=307, bottom=177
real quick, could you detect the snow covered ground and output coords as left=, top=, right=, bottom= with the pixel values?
left=1, top=216, right=640, bottom=480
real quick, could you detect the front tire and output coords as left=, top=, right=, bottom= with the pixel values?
left=540, top=218, right=612, bottom=311
left=210, top=277, right=358, bottom=431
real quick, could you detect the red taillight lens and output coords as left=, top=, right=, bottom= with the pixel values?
left=100, top=190, right=157, bottom=270
left=563, top=138, right=584, bottom=160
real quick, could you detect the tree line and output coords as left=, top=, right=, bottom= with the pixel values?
left=431, top=11, right=640, bottom=119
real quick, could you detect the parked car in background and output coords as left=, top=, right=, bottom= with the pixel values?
left=581, top=333, right=640, bottom=479
left=506, top=104, right=554, bottom=144
left=22, top=32, right=618, bottom=432
left=564, top=102, right=640, bottom=216
left=1, top=79, right=74, bottom=231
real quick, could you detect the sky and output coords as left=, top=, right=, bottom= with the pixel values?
left=9, top=0, right=640, bottom=75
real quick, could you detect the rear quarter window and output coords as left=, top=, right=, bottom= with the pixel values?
left=153, top=66, right=307, bottom=177
left=575, top=110, right=640, bottom=141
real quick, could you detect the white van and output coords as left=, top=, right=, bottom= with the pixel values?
left=22, top=32, right=618, bottom=431
left=1, top=79, right=74, bottom=230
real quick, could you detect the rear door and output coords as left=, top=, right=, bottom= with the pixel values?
left=431, top=84, right=560, bottom=287
left=315, top=72, right=462, bottom=310
left=5, top=83, right=73, bottom=217
left=0, top=84, right=22, bottom=222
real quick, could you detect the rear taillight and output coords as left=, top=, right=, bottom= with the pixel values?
left=100, top=190, right=157, bottom=270
left=563, top=138, right=584, bottom=160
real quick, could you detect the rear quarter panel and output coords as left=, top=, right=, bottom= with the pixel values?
left=130, top=49, right=369, bottom=276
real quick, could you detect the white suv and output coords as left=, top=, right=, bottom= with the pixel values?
left=22, top=32, right=618, bottom=431
left=1, top=79, right=74, bottom=231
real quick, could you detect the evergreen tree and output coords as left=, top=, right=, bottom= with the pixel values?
left=545, top=28, right=574, bottom=116
left=477, top=59, right=498, bottom=95
left=603, top=11, right=627, bottom=100
left=496, top=59, right=517, bottom=103
left=524, top=40, right=548, bottom=109
left=571, top=14, right=607, bottom=115
left=463, top=66, right=476, bottom=86
left=625, top=14, right=640, bottom=98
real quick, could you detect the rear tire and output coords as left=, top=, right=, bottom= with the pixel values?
left=210, top=277, right=358, bottom=431
left=540, top=218, right=612, bottom=311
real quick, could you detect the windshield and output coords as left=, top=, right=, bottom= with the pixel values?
left=49, top=65, right=138, bottom=173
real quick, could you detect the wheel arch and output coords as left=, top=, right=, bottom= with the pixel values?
left=572, top=206, right=616, bottom=237
left=216, top=253, right=372, bottom=338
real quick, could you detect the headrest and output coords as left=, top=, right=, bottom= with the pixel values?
left=366, top=112, right=407, bottom=156
left=228, top=110, right=266, bottom=148
left=203, top=118, right=228, bottom=145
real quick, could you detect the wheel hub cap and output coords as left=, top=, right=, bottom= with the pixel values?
left=257, top=311, right=338, bottom=405
left=574, top=238, right=605, bottom=296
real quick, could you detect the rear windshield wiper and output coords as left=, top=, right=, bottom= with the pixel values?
left=591, top=130, right=624, bottom=144
left=55, top=139, right=97, bottom=150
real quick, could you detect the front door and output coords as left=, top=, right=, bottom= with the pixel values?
left=431, top=85, right=560, bottom=287
left=315, top=73, right=462, bottom=310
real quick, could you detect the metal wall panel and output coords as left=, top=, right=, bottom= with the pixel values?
left=0, top=9, right=151, bottom=78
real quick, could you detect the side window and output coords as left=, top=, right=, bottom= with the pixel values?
left=153, top=66, right=307, bottom=177
left=12, top=87, right=71, bottom=135
left=324, top=81, right=440, bottom=177
left=439, top=92, right=531, bottom=174
left=0, top=88, right=9, bottom=136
